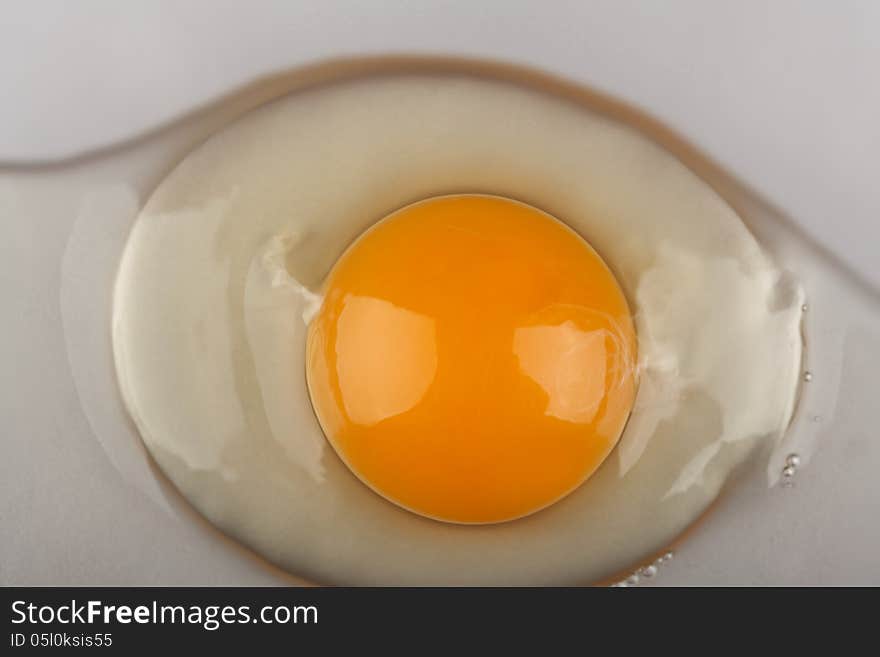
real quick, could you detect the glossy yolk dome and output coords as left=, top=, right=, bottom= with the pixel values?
left=306, top=195, right=637, bottom=524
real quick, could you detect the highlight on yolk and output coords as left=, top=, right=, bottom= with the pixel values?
left=306, top=194, right=637, bottom=524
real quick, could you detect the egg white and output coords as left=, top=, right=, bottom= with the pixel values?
left=113, top=73, right=803, bottom=584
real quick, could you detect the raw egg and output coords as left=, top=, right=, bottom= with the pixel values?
left=306, top=194, right=637, bottom=523
left=113, top=71, right=804, bottom=584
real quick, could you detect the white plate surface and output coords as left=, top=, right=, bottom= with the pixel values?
left=2, top=2, right=879, bottom=585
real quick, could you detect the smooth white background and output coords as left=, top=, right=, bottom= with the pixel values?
left=2, top=1, right=879, bottom=585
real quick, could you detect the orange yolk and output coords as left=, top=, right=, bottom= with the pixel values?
left=306, top=194, right=637, bottom=524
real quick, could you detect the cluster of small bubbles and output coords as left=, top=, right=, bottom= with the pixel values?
left=610, top=551, right=674, bottom=587
left=803, top=371, right=813, bottom=382
left=781, top=453, right=801, bottom=488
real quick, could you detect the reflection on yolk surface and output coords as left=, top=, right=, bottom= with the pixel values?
left=335, top=296, right=437, bottom=427
left=306, top=195, right=637, bottom=524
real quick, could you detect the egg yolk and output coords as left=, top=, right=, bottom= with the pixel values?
left=306, top=194, right=637, bottom=524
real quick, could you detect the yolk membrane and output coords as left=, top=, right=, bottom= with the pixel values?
left=306, top=194, right=637, bottom=524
